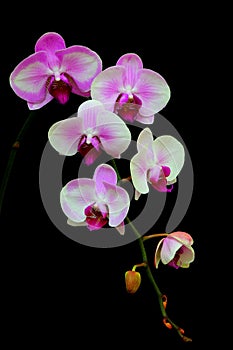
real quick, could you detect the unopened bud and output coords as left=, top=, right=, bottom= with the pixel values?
left=125, top=270, right=141, bottom=294
left=163, top=317, right=173, bottom=329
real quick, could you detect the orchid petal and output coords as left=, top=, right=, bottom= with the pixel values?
left=100, top=182, right=118, bottom=203
left=116, top=53, right=143, bottom=89
left=134, top=189, right=142, bottom=201
left=134, top=69, right=171, bottom=116
left=160, top=238, right=183, bottom=265
left=169, top=231, right=194, bottom=246
left=154, top=239, right=164, bottom=268
left=117, top=53, right=143, bottom=69
left=153, top=135, right=185, bottom=181
left=35, top=32, right=66, bottom=71
left=28, top=93, right=53, bottom=110
left=91, top=66, right=125, bottom=111
left=35, top=32, right=66, bottom=53
left=115, top=222, right=125, bottom=235
left=108, top=187, right=130, bottom=227
left=176, top=246, right=195, bottom=268
left=78, top=99, right=104, bottom=130
left=96, top=110, right=131, bottom=158
left=48, top=117, right=83, bottom=155
left=93, top=164, right=117, bottom=196
left=130, top=150, right=152, bottom=194
left=9, top=51, right=51, bottom=103
left=56, top=46, right=102, bottom=92
left=60, top=178, right=96, bottom=222
left=136, top=127, right=154, bottom=153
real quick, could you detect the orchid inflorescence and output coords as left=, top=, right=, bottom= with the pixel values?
left=2, top=32, right=195, bottom=342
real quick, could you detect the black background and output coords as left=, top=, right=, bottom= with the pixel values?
left=0, top=6, right=216, bottom=349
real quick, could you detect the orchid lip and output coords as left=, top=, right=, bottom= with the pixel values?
left=114, top=97, right=142, bottom=122
left=85, top=204, right=108, bottom=230
left=48, top=75, right=72, bottom=104
left=78, top=135, right=101, bottom=157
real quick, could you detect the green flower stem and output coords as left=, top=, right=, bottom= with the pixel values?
left=126, top=216, right=192, bottom=342
left=110, top=159, right=121, bottom=182
left=126, top=216, right=166, bottom=316
left=0, top=111, right=36, bottom=215
left=103, top=159, right=192, bottom=341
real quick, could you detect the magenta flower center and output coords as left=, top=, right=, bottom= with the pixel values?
left=114, top=93, right=142, bottom=122
left=84, top=204, right=108, bottom=230
left=168, top=246, right=185, bottom=269
left=78, top=135, right=101, bottom=157
left=148, top=165, right=173, bottom=192
left=47, top=73, right=72, bottom=104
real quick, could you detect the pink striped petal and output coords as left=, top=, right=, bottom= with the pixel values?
left=108, top=187, right=130, bottom=227
left=60, top=178, right=96, bottom=223
left=130, top=149, right=154, bottom=195
left=95, top=110, right=131, bottom=158
left=9, top=51, right=51, bottom=103
left=136, top=127, right=154, bottom=153
left=160, top=238, right=182, bottom=265
left=56, top=46, right=102, bottom=93
left=93, top=164, right=117, bottom=196
left=35, top=32, right=66, bottom=71
left=48, top=117, right=83, bottom=155
left=153, top=135, right=185, bottom=182
left=35, top=32, right=66, bottom=53
left=78, top=99, right=104, bottom=130
left=100, top=182, right=118, bottom=203
left=117, top=53, right=143, bottom=69
left=116, top=53, right=143, bottom=89
left=28, top=93, right=53, bottom=110
left=91, top=66, right=125, bottom=111
left=134, top=69, right=171, bottom=116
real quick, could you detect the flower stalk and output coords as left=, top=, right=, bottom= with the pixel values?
left=125, top=216, right=192, bottom=342
left=0, top=111, right=36, bottom=215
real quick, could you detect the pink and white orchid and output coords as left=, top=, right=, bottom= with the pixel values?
left=9, top=32, right=102, bottom=110
left=48, top=99, right=131, bottom=165
left=90, top=53, right=170, bottom=124
left=154, top=231, right=195, bottom=269
left=130, top=127, right=185, bottom=200
left=60, top=163, right=130, bottom=235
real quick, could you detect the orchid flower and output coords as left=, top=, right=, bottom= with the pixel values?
left=130, top=127, right=185, bottom=200
left=60, top=163, right=130, bottom=235
left=154, top=231, right=195, bottom=269
left=90, top=53, right=170, bottom=124
left=48, top=99, right=131, bottom=165
left=9, top=32, right=102, bottom=110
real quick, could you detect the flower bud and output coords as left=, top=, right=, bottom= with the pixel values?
left=125, top=270, right=141, bottom=294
